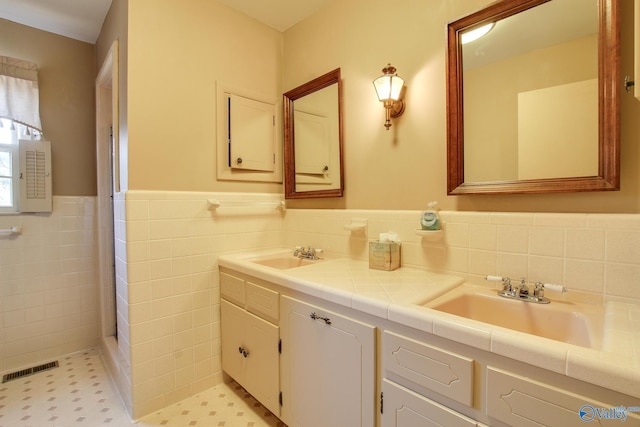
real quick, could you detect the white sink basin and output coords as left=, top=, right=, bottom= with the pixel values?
left=422, top=284, right=603, bottom=349
left=250, top=254, right=324, bottom=270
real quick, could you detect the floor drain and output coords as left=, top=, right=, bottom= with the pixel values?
left=2, top=361, right=59, bottom=383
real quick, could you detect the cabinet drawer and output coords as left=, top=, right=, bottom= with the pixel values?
left=220, top=272, right=245, bottom=306
left=487, top=367, right=640, bottom=427
left=382, top=379, right=477, bottom=427
left=383, top=331, right=474, bottom=406
left=246, top=281, right=279, bottom=324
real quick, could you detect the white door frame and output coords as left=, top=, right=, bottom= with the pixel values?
left=95, top=40, right=119, bottom=341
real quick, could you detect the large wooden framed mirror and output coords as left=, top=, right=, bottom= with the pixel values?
left=283, top=68, right=344, bottom=199
left=447, top=0, right=620, bottom=195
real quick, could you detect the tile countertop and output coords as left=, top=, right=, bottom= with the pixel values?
left=218, top=249, right=640, bottom=400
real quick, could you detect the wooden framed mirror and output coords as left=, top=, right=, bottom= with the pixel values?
left=283, top=68, right=344, bottom=199
left=447, top=0, right=620, bottom=195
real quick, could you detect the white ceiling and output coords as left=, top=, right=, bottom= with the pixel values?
left=0, top=0, right=327, bottom=44
left=0, top=0, right=113, bottom=43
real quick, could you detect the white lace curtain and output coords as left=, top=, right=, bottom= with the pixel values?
left=0, top=55, right=43, bottom=138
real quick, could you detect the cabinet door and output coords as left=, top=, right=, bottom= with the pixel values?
left=280, top=295, right=376, bottom=427
left=229, top=94, right=275, bottom=172
left=382, top=379, right=477, bottom=427
left=245, top=307, right=280, bottom=416
left=221, top=299, right=246, bottom=383
left=221, top=299, right=280, bottom=416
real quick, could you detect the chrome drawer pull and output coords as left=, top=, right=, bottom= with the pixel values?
left=310, top=312, right=332, bottom=325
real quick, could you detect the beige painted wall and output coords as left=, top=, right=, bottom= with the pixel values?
left=283, top=0, right=640, bottom=213
left=125, top=0, right=284, bottom=193
left=3, top=0, right=638, bottom=211
left=0, top=19, right=97, bottom=196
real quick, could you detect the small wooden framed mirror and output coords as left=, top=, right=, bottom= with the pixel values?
left=283, top=68, right=344, bottom=199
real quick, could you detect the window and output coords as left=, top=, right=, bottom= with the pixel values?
left=0, top=119, right=50, bottom=213
left=0, top=147, right=18, bottom=210
left=0, top=56, right=51, bottom=213
left=0, top=121, right=19, bottom=212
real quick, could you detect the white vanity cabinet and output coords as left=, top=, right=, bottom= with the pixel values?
left=219, top=262, right=640, bottom=427
left=486, top=367, right=640, bottom=426
left=381, top=330, right=483, bottom=427
left=382, top=379, right=480, bottom=427
left=383, top=331, right=474, bottom=406
left=279, top=295, right=376, bottom=427
left=381, top=328, right=640, bottom=427
left=220, top=272, right=280, bottom=416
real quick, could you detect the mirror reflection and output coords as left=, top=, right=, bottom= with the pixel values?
left=447, top=0, right=620, bottom=195
left=284, top=68, right=343, bottom=199
left=463, top=0, right=598, bottom=182
left=293, top=84, right=339, bottom=189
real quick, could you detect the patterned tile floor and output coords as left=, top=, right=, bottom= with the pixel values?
left=0, top=348, right=285, bottom=427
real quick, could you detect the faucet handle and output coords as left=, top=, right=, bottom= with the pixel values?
left=534, top=282, right=567, bottom=297
left=541, top=283, right=567, bottom=293
left=533, top=282, right=544, bottom=298
left=519, top=277, right=529, bottom=295
left=486, top=275, right=512, bottom=291
left=309, top=247, right=323, bottom=259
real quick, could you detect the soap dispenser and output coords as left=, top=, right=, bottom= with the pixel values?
left=420, top=201, right=440, bottom=230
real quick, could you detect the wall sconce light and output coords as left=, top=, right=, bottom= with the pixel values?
left=373, top=63, right=405, bottom=130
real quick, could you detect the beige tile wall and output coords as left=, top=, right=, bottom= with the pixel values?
left=115, top=192, right=640, bottom=418
left=283, top=209, right=640, bottom=302
left=0, top=196, right=98, bottom=374
left=117, top=191, right=284, bottom=418
left=4, top=191, right=637, bottom=419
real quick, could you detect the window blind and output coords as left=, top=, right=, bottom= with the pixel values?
left=19, top=139, right=51, bottom=212
left=0, top=56, right=42, bottom=131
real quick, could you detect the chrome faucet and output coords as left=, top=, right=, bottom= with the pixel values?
left=486, top=276, right=557, bottom=304
left=293, top=246, right=322, bottom=260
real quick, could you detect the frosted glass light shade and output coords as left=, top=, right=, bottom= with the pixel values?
left=373, top=63, right=406, bottom=130
left=373, top=74, right=405, bottom=101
